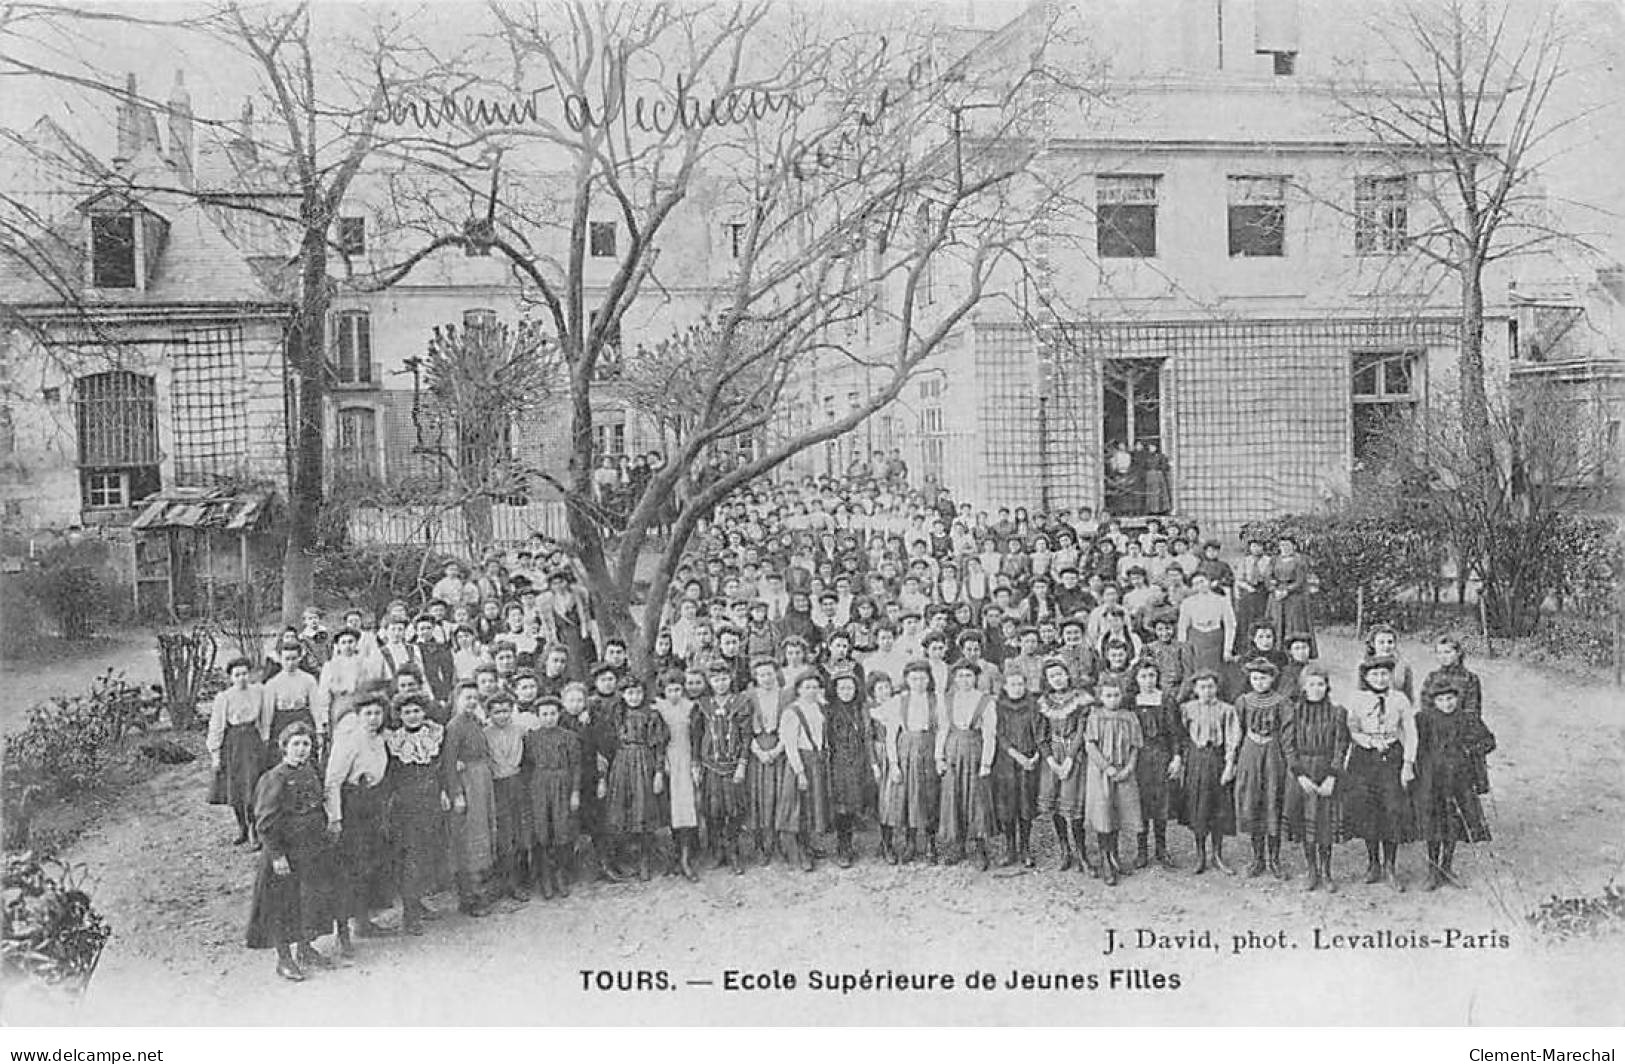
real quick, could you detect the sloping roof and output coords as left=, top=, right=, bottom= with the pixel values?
left=131, top=488, right=274, bottom=532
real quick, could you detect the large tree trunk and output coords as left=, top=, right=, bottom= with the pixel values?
left=1458, top=257, right=1494, bottom=464
left=281, top=227, right=330, bottom=620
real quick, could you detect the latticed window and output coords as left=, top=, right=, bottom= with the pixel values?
left=1352, top=351, right=1421, bottom=464
left=1355, top=176, right=1410, bottom=255
left=1228, top=176, right=1287, bottom=257
left=1096, top=175, right=1159, bottom=258
left=333, top=310, right=372, bottom=385
left=74, top=370, right=160, bottom=509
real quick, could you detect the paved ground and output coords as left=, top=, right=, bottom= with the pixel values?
left=3, top=632, right=1623, bottom=1026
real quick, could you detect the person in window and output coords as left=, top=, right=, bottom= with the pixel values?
left=1143, top=441, right=1172, bottom=515
left=209, top=657, right=273, bottom=848
left=246, top=721, right=340, bottom=982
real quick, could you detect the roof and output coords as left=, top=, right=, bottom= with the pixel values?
left=131, top=488, right=274, bottom=532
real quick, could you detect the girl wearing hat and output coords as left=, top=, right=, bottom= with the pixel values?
left=208, top=656, right=273, bottom=848
left=1170, top=670, right=1241, bottom=875
left=1341, top=656, right=1417, bottom=891
left=1412, top=680, right=1496, bottom=890
left=1233, top=657, right=1292, bottom=880
left=246, top=721, right=338, bottom=981
left=1281, top=664, right=1350, bottom=891
left=1418, top=636, right=1490, bottom=794
left=1036, top=659, right=1092, bottom=874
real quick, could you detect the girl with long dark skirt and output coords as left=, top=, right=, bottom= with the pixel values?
left=523, top=696, right=581, bottom=900
left=1280, top=664, right=1349, bottom=892
left=883, top=660, right=941, bottom=864
left=1418, top=636, right=1490, bottom=795
left=777, top=672, right=832, bottom=872
left=935, top=661, right=997, bottom=870
left=1170, top=670, right=1240, bottom=875
left=323, top=691, right=392, bottom=953
left=1341, top=656, right=1417, bottom=892
left=441, top=683, right=497, bottom=916
left=744, top=658, right=785, bottom=864
left=385, top=693, right=449, bottom=935
left=1233, top=658, right=1292, bottom=881
left=825, top=671, right=876, bottom=867
left=1129, top=661, right=1180, bottom=870
left=1413, top=680, right=1496, bottom=891
left=991, top=670, right=1041, bottom=867
left=208, top=657, right=273, bottom=848
left=696, top=663, right=752, bottom=873
left=603, top=675, right=669, bottom=881
left=1036, top=659, right=1091, bottom=875
left=1231, top=538, right=1271, bottom=658
left=246, top=722, right=338, bottom=981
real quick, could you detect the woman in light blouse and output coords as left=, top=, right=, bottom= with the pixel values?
left=208, top=657, right=273, bottom=848
left=316, top=628, right=380, bottom=741
left=324, top=690, right=392, bottom=953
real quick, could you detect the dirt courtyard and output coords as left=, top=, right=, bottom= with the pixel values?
left=4, top=631, right=1623, bottom=1026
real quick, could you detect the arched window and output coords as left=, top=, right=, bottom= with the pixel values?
left=74, top=370, right=160, bottom=508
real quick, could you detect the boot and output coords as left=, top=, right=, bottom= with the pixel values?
left=882, top=827, right=899, bottom=865
left=1101, top=832, right=1119, bottom=887
left=836, top=826, right=854, bottom=869
left=1246, top=834, right=1267, bottom=878
left=679, top=829, right=699, bottom=882
left=1303, top=843, right=1321, bottom=891
left=901, top=830, right=918, bottom=864
left=1363, top=842, right=1384, bottom=885
left=297, top=943, right=336, bottom=970
left=1153, top=821, right=1175, bottom=869
left=553, top=847, right=572, bottom=898
left=1019, top=821, right=1035, bottom=868
left=1210, top=836, right=1235, bottom=875
left=537, top=850, right=556, bottom=900
left=1111, top=831, right=1130, bottom=878
left=1193, top=837, right=1208, bottom=875
left=1134, top=830, right=1150, bottom=870
left=927, top=835, right=939, bottom=865
left=1054, top=816, right=1074, bottom=871
left=1072, top=822, right=1095, bottom=877
left=274, top=946, right=306, bottom=982
left=756, top=830, right=772, bottom=867
left=1268, top=835, right=1287, bottom=880
left=1384, top=861, right=1406, bottom=892
left=1002, top=828, right=1019, bottom=867
left=1320, top=847, right=1338, bottom=893
left=1442, top=842, right=1463, bottom=888
left=976, top=839, right=990, bottom=872
left=232, top=808, right=250, bottom=846
left=637, top=836, right=653, bottom=882
left=336, top=923, right=355, bottom=959
left=730, top=836, right=747, bottom=876
left=942, top=838, right=964, bottom=867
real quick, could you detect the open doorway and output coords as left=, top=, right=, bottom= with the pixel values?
left=1102, top=358, right=1169, bottom=515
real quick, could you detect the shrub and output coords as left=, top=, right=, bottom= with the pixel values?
left=1, top=852, right=111, bottom=992
left=14, top=539, right=114, bottom=640
left=1240, top=511, right=1447, bottom=628
left=313, top=543, right=456, bottom=618
left=2, top=672, right=142, bottom=804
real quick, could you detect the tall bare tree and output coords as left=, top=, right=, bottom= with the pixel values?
left=372, top=0, right=1094, bottom=666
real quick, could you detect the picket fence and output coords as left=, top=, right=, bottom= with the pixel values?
left=346, top=502, right=571, bottom=554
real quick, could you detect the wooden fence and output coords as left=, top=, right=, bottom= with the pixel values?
left=346, top=502, right=571, bottom=554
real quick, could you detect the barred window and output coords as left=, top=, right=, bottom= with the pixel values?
left=74, top=370, right=160, bottom=508
left=1227, top=176, right=1287, bottom=257
left=1355, top=176, right=1410, bottom=255
left=1096, top=175, right=1159, bottom=259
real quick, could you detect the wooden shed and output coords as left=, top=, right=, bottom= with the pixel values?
left=130, top=487, right=276, bottom=621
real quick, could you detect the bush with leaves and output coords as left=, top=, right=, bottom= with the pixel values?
left=14, top=538, right=114, bottom=640
left=2, top=672, right=142, bottom=805
left=1240, top=510, right=1447, bottom=629
left=1, top=852, right=110, bottom=992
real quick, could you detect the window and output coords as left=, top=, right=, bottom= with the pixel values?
left=1228, top=176, right=1287, bottom=257
left=74, top=371, right=160, bottom=509
left=726, top=222, right=747, bottom=260
left=1355, top=176, right=1409, bottom=255
left=335, top=406, right=379, bottom=481
left=1352, top=351, right=1420, bottom=464
left=592, top=416, right=627, bottom=460
left=462, top=308, right=499, bottom=332
left=590, top=310, right=624, bottom=381
left=1255, top=0, right=1300, bottom=74
left=338, top=216, right=367, bottom=257
left=1270, top=51, right=1297, bottom=75
left=90, top=214, right=137, bottom=288
left=589, top=220, right=617, bottom=258
left=332, top=310, right=373, bottom=386
left=1096, top=175, right=1159, bottom=258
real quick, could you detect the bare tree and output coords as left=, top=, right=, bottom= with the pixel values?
left=1334, top=0, right=1586, bottom=457
left=370, top=0, right=1094, bottom=667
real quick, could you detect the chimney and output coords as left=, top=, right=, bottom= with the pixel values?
left=113, top=73, right=139, bottom=170
left=226, top=98, right=259, bottom=172
left=167, top=69, right=194, bottom=187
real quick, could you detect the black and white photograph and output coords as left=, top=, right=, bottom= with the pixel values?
left=1, top=0, right=1623, bottom=1035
